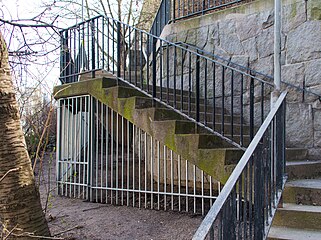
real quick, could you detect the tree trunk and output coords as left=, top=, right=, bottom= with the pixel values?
left=0, top=33, right=50, bottom=238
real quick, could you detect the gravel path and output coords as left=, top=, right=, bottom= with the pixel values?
left=38, top=153, right=203, bottom=239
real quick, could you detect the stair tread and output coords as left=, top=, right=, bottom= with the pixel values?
left=286, top=178, right=321, bottom=190
left=280, top=203, right=321, bottom=213
left=286, top=160, right=321, bottom=166
left=268, top=226, right=321, bottom=240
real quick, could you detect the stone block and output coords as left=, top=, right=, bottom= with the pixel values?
left=314, top=131, right=321, bottom=148
left=282, top=0, right=307, bottom=33
left=286, top=103, right=314, bottom=148
left=281, top=63, right=305, bottom=101
left=287, top=21, right=321, bottom=64
left=307, top=0, right=321, bottom=21
left=220, top=33, right=244, bottom=55
left=305, top=59, right=321, bottom=87
left=236, top=13, right=262, bottom=41
left=314, top=110, right=321, bottom=131
left=257, top=27, right=274, bottom=58
left=242, top=37, right=258, bottom=61
left=251, top=55, right=274, bottom=76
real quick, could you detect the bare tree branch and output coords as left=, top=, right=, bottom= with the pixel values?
left=0, top=168, right=20, bottom=183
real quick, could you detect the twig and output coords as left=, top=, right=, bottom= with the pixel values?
left=3, top=224, right=19, bottom=240
left=14, top=233, right=64, bottom=239
left=82, top=206, right=105, bottom=212
left=0, top=168, right=20, bottom=183
left=53, top=225, right=83, bottom=236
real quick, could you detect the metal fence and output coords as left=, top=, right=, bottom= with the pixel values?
left=173, top=0, right=248, bottom=20
left=193, top=91, right=287, bottom=239
left=56, top=95, right=222, bottom=215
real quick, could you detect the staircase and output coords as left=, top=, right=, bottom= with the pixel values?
left=56, top=14, right=290, bottom=239
left=268, top=150, right=321, bottom=240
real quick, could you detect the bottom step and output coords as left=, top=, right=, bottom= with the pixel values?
left=268, top=227, right=321, bottom=240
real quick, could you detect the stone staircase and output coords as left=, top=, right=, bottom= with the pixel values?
left=54, top=75, right=247, bottom=184
left=268, top=149, right=321, bottom=240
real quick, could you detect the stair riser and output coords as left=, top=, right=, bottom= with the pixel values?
left=286, top=149, right=308, bottom=162
left=283, top=187, right=321, bottom=206
left=286, top=163, right=321, bottom=180
left=273, top=210, right=321, bottom=230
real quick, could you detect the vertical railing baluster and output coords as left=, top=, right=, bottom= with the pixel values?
left=134, top=29, right=137, bottom=86
left=181, top=48, right=184, bottom=112
left=173, top=46, right=177, bottom=108
left=250, top=76, right=254, bottom=140
left=117, top=21, right=121, bottom=80
left=91, top=19, right=96, bottom=78
left=123, top=26, right=126, bottom=81
left=231, top=70, right=234, bottom=139
left=196, top=53, right=200, bottom=122
left=204, top=59, right=208, bottom=124
left=188, top=52, right=192, bottom=116
left=213, top=62, right=216, bottom=131
left=221, top=66, right=225, bottom=134
left=140, top=31, right=144, bottom=89
left=167, top=43, right=170, bottom=104
left=240, top=74, right=244, bottom=146
left=146, top=34, right=150, bottom=93
left=152, top=37, right=157, bottom=99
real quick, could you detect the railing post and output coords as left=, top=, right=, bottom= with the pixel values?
left=250, top=76, right=255, bottom=140
left=60, top=30, right=66, bottom=83
left=152, top=37, right=157, bottom=98
left=172, top=0, right=176, bottom=22
left=117, top=21, right=121, bottom=80
left=254, top=144, right=264, bottom=240
left=91, top=19, right=96, bottom=79
left=196, top=54, right=200, bottom=122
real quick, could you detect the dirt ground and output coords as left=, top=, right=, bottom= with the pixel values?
left=38, top=153, right=203, bottom=240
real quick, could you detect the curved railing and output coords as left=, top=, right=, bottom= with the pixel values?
left=193, top=91, right=287, bottom=239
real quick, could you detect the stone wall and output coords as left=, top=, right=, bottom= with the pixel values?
left=160, top=0, right=321, bottom=158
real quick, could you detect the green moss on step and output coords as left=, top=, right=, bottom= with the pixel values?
left=118, top=97, right=135, bottom=122
left=311, top=7, right=321, bottom=20
left=164, top=130, right=177, bottom=152
left=291, top=3, right=297, bottom=18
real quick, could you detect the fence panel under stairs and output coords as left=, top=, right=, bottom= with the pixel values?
left=57, top=95, right=222, bottom=215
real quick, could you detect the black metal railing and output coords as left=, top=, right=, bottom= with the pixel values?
left=148, top=0, right=171, bottom=55
left=173, top=0, right=249, bottom=21
left=59, top=15, right=274, bottom=148
left=147, top=0, right=250, bottom=53
left=176, top=41, right=321, bottom=101
left=193, top=91, right=287, bottom=240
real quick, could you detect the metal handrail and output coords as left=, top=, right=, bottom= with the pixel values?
left=193, top=91, right=287, bottom=239
left=147, top=0, right=321, bottom=101
left=148, top=0, right=171, bottom=55
left=173, top=0, right=248, bottom=21
left=177, top=41, right=321, bottom=100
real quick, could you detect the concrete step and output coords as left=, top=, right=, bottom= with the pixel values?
left=286, top=160, right=321, bottom=180
left=268, top=226, right=321, bottom=240
left=286, top=148, right=308, bottom=161
left=272, top=204, right=321, bottom=231
left=283, top=178, right=321, bottom=206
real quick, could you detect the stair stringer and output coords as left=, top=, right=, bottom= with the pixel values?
left=54, top=77, right=244, bottom=184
